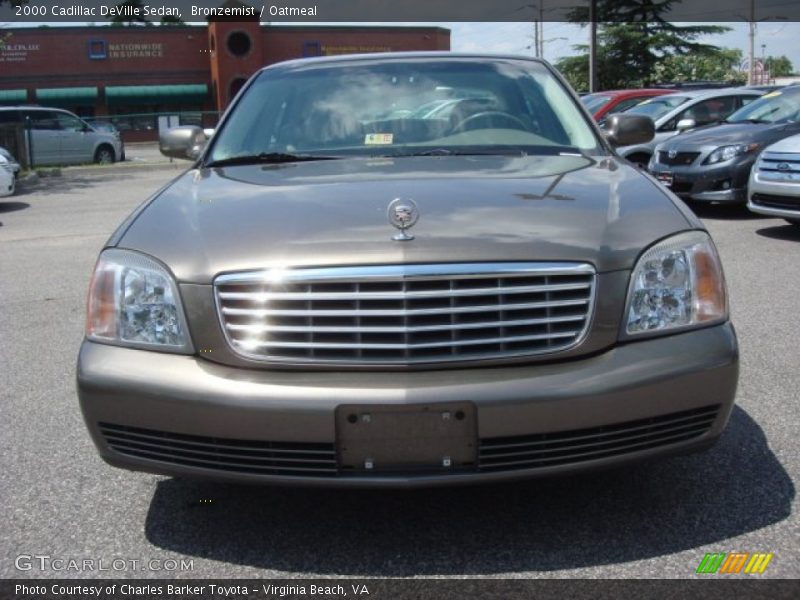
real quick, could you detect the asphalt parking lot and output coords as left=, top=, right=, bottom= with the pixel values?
left=0, top=164, right=798, bottom=580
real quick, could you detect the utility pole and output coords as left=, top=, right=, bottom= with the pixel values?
left=538, top=2, right=545, bottom=58
left=748, top=0, right=755, bottom=85
left=534, top=19, right=540, bottom=58
left=589, top=0, right=598, bottom=92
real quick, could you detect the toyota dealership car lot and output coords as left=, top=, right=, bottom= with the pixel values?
left=0, top=53, right=798, bottom=581
left=648, top=86, right=800, bottom=204
left=1, top=164, right=797, bottom=578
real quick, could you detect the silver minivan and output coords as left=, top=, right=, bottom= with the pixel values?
left=0, top=106, right=124, bottom=166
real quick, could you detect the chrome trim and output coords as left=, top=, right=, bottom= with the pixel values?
left=215, top=262, right=596, bottom=285
left=214, top=262, right=597, bottom=366
left=747, top=200, right=800, bottom=219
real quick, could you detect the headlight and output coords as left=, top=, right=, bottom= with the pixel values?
left=86, top=248, right=193, bottom=353
left=705, top=143, right=760, bottom=165
left=624, top=231, right=728, bottom=336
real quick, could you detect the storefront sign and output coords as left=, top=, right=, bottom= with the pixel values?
left=109, top=43, right=164, bottom=59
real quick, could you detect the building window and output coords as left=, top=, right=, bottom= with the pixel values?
left=303, top=41, right=321, bottom=57
left=229, top=78, right=247, bottom=101
left=88, top=40, right=107, bottom=60
left=227, top=31, right=252, bottom=57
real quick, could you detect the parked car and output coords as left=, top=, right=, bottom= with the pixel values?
left=0, top=153, right=14, bottom=197
left=77, top=53, right=737, bottom=486
left=0, top=106, right=123, bottom=166
left=614, top=88, right=764, bottom=167
left=86, top=120, right=126, bottom=161
left=580, top=88, right=674, bottom=121
left=0, top=145, right=21, bottom=177
left=748, top=132, right=800, bottom=226
left=648, top=86, right=800, bottom=203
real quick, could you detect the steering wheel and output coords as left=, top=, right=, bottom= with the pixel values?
left=451, top=111, right=529, bottom=133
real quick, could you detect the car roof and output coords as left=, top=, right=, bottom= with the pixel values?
left=261, top=51, right=547, bottom=73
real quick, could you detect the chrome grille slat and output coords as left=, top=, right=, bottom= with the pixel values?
left=217, top=282, right=591, bottom=301
left=224, top=314, right=586, bottom=334
left=214, top=263, right=596, bottom=365
left=238, top=331, right=577, bottom=350
left=220, top=298, right=590, bottom=317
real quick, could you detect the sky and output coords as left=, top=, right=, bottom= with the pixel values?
left=442, top=21, right=800, bottom=70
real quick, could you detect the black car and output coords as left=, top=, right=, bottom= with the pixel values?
left=648, top=86, right=800, bottom=203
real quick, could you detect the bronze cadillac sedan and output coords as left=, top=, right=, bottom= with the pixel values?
left=77, top=53, right=738, bottom=487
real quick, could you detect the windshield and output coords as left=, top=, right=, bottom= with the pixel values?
left=208, top=58, right=602, bottom=163
left=580, top=94, right=612, bottom=114
left=726, top=87, right=800, bottom=123
left=625, top=95, right=689, bottom=120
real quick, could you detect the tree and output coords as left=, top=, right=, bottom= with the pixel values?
left=557, top=0, right=731, bottom=91
left=765, top=55, right=794, bottom=77
left=654, top=48, right=747, bottom=85
left=109, top=0, right=153, bottom=26
left=160, top=15, right=186, bottom=26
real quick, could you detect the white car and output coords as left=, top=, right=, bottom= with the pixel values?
left=0, top=154, right=15, bottom=197
left=748, top=133, right=800, bottom=227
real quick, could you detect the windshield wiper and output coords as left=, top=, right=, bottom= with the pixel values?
left=205, top=152, right=340, bottom=168
left=384, top=147, right=529, bottom=158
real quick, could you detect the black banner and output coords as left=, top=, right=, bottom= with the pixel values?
left=1, top=0, right=799, bottom=24
left=3, top=579, right=800, bottom=600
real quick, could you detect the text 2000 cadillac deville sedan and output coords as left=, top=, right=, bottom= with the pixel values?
left=77, top=53, right=738, bottom=487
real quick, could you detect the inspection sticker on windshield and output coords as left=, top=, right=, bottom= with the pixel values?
left=365, top=133, right=394, bottom=145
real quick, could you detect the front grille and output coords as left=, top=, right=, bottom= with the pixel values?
left=214, top=263, right=596, bottom=365
left=657, top=151, right=700, bottom=166
left=478, top=405, right=719, bottom=472
left=99, top=422, right=338, bottom=477
left=751, top=193, right=800, bottom=210
left=758, top=152, right=800, bottom=182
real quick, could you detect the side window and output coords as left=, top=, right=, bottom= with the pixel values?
left=613, top=96, right=649, bottom=113
left=681, top=97, right=736, bottom=126
left=738, top=95, right=758, bottom=108
left=56, top=113, right=87, bottom=132
left=0, top=110, right=20, bottom=125
left=27, top=111, right=61, bottom=131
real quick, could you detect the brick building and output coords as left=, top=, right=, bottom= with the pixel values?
left=0, top=18, right=449, bottom=141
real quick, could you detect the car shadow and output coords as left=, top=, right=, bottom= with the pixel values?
left=684, top=201, right=765, bottom=221
left=756, top=223, right=800, bottom=242
left=16, top=174, right=103, bottom=197
left=0, top=201, right=30, bottom=214
left=143, top=406, right=793, bottom=575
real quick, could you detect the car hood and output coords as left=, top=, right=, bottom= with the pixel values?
left=659, top=121, right=800, bottom=150
left=117, top=154, right=693, bottom=284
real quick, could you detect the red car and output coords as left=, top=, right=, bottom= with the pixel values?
left=581, top=89, right=674, bottom=121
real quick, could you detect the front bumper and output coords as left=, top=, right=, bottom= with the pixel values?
left=77, top=323, right=739, bottom=487
left=649, top=158, right=752, bottom=203
left=747, top=171, right=800, bottom=219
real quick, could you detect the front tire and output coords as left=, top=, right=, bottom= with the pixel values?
left=94, top=145, right=115, bottom=164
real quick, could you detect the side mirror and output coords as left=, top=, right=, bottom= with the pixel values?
left=159, top=125, right=208, bottom=160
left=603, top=114, right=655, bottom=147
left=676, top=118, right=696, bottom=132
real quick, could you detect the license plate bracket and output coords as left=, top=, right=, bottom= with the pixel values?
left=336, top=403, right=477, bottom=473
left=655, top=171, right=674, bottom=187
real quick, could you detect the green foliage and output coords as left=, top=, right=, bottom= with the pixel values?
left=655, top=48, right=746, bottom=85
left=765, top=55, right=794, bottom=77
left=160, top=15, right=186, bottom=26
left=109, top=0, right=153, bottom=26
left=557, top=0, right=732, bottom=91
